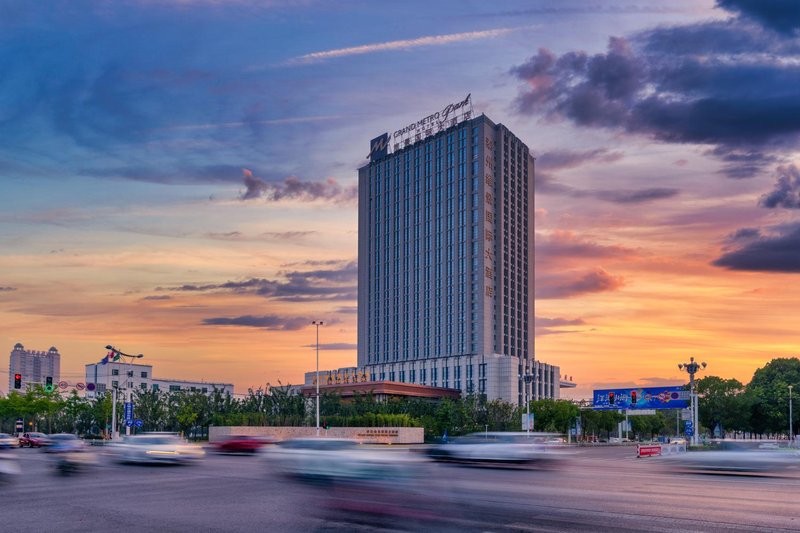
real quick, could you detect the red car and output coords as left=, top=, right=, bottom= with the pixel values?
left=212, top=435, right=272, bottom=454
left=19, top=432, right=51, bottom=448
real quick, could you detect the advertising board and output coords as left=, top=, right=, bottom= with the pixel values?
left=593, top=385, right=689, bottom=410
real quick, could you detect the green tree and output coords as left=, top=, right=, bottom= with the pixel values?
left=746, top=358, right=800, bottom=436
left=696, top=375, right=745, bottom=438
left=529, top=399, right=580, bottom=433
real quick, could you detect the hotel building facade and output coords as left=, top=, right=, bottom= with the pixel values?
left=356, top=97, right=550, bottom=403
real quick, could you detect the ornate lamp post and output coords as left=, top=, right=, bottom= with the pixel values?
left=678, top=357, right=706, bottom=446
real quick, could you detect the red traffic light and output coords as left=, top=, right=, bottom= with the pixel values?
left=631, top=391, right=638, bottom=405
left=14, top=374, right=22, bottom=389
left=608, top=392, right=615, bottom=405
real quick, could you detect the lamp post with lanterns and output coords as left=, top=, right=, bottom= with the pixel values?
left=678, top=357, right=706, bottom=446
left=105, top=345, right=144, bottom=437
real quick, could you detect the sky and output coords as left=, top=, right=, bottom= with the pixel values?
left=2, top=0, right=800, bottom=399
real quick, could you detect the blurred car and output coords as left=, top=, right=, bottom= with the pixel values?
left=110, top=434, right=205, bottom=464
left=0, top=434, right=18, bottom=450
left=18, top=432, right=51, bottom=448
left=266, top=438, right=423, bottom=483
left=44, top=433, right=86, bottom=453
left=46, top=434, right=98, bottom=474
left=662, top=447, right=800, bottom=475
left=212, top=435, right=272, bottom=454
left=427, top=432, right=569, bottom=467
left=0, top=451, right=20, bottom=481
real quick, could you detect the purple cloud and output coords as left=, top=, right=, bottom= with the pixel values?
left=713, top=223, right=800, bottom=272
left=536, top=268, right=625, bottom=299
left=759, top=164, right=800, bottom=208
left=159, top=260, right=358, bottom=302
left=240, top=168, right=357, bottom=204
left=202, top=315, right=310, bottom=331
left=511, top=5, right=800, bottom=177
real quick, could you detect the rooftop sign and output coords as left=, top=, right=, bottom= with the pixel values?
left=368, top=94, right=474, bottom=161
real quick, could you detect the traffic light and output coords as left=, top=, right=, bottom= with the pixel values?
left=630, top=391, right=637, bottom=405
left=608, top=392, right=615, bottom=405
left=14, top=374, right=21, bottom=389
left=45, top=376, right=54, bottom=393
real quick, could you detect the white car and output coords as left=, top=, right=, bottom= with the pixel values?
left=0, top=434, right=18, bottom=450
left=265, top=438, right=422, bottom=483
left=111, top=434, right=205, bottom=464
left=427, top=432, right=569, bottom=467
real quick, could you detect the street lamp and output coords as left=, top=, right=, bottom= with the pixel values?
left=522, top=367, right=534, bottom=436
left=789, top=385, right=794, bottom=447
left=678, top=357, right=706, bottom=446
left=105, top=345, right=144, bottom=437
left=311, top=322, right=323, bottom=437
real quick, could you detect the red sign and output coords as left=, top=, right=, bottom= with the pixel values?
left=637, top=445, right=662, bottom=458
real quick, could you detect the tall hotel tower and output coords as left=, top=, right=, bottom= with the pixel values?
left=357, top=95, right=536, bottom=403
left=8, top=343, right=61, bottom=393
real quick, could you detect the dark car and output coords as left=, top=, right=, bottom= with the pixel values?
left=212, top=435, right=272, bottom=454
left=19, top=432, right=51, bottom=448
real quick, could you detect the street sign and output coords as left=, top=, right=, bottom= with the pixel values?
left=125, top=419, right=133, bottom=427
left=124, top=402, right=134, bottom=423
left=15, top=418, right=23, bottom=431
left=626, top=409, right=656, bottom=416
left=521, top=413, right=534, bottom=431
left=684, top=420, right=694, bottom=437
left=134, top=419, right=143, bottom=428
left=680, top=408, right=692, bottom=421
left=86, top=383, right=96, bottom=391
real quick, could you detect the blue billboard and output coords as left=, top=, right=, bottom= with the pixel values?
left=592, top=385, right=689, bottom=410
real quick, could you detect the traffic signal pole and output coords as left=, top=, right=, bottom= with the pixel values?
left=111, top=387, right=117, bottom=439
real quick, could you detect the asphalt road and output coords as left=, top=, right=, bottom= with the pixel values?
left=1, top=445, right=799, bottom=532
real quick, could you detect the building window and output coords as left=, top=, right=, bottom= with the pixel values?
left=140, top=383, right=147, bottom=390
left=112, top=380, right=119, bottom=388
left=152, top=384, right=159, bottom=391
left=141, top=372, right=148, bottom=378
left=202, top=387, right=208, bottom=393
left=127, top=371, right=133, bottom=378
left=169, top=385, right=181, bottom=392
left=111, top=369, right=119, bottom=376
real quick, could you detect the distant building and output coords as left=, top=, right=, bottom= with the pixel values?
left=8, top=343, right=60, bottom=392
left=84, top=361, right=233, bottom=398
